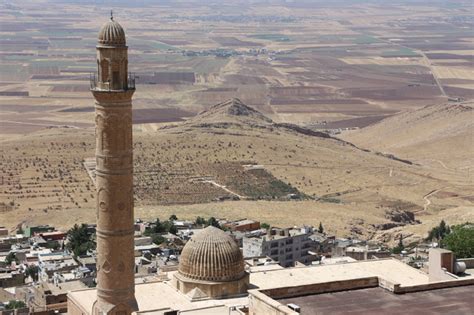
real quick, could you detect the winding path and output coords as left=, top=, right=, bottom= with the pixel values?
left=202, top=180, right=245, bottom=199
left=423, top=189, right=442, bottom=212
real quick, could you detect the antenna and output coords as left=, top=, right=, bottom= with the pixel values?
left=110, top=10, right=113, bottom=21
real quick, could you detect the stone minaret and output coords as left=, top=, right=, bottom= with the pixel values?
left=91, top=14, right=138, bottom=315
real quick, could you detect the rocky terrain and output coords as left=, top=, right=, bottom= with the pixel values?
left=342, top=101, right=473, bottom=244
left=1, top=99, right=472, bottom=244
left=343, top=102, right=474, bottom=171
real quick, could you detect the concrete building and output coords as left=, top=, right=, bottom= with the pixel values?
left=90, top=14, right=137, bottom=315
left=222, top=219, right=260, bottom=232
left=30, top=280, right=87, bottom=314
left=0, top=227, right=8, bottom=237
left=23, top=225, right=55, bottom=238
left=243, top=227, right=315, bottom=267
left=343, top=245, right=391, bottom=261
left=38, top=251, right=77, bottom=279
left=0, top=271, right=24, bottom=288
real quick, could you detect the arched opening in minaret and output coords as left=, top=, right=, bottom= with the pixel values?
left=111, top=60, right=121, bottom=90
left=101, top=59, right=109, bottom=83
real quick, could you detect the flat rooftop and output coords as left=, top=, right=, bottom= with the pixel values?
left=68, top=279, right=248, bottom=314
left=278, top=285, right=474, bottom=315
left=250, top=258, right=430, bottom=290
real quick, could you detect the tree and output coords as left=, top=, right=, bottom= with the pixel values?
left=66, top=224, right=95, bottom=257
left=392, top=235, right=405, bottom=254
left=318, top=222, right=324, bottom=234
left=195, top=216, right=206, bottom=226
left=207, top=217, right=219, bottom=228
left=169, top=214, right=178, bottom=221
left=25, top=265, right=39, bottom=282
left=162, top=220, right=178, bottom=235
left=152, top=218, right=165, bottom=233
left=427, top=220, right=450, bottom=241
left=145, top=218, right=177, bottom=236
left=152, top=235, right=166, bottom=245
left=442, top=223, right=474, bottom=258
left=398, top=234, right=404, bottom=250
left=261, top=223, right=270, bottom=230
left=6, top=300, right=26, bottom=310
left=5, top=252, right=18, bottom=265
left=439, top=220, right=447, bottom=237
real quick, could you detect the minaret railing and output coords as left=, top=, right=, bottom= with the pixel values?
left=89, top=72, right=136, bottom=91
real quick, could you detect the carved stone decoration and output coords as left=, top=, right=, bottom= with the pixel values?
left=98, top=188, right=108, bottom=212
left=91, top=16, right=138, bottom=315
left=102, top=259, right=111, bottom=273
left=118, top=261, right=125, bottom=272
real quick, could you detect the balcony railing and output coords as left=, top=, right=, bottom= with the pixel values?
left=90, top=72, right=136, bottom=91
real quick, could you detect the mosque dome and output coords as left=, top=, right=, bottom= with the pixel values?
left=178, top=226, right=245, bottom=282
left=98, top=17, right=126, bottom=46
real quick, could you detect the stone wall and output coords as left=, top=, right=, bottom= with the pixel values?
left=248, top=277, right=379, bottom=315
left=67, top=294, right=88, bottom=315
left=395, top=279, right=474, bottom=294
left=248, top=290, right=297, bottom=315
left=260, top=277, right=379, bottom=300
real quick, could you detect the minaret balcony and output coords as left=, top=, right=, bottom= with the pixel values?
left=90, top=72, right=136, bottom=92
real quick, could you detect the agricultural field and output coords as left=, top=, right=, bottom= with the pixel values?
left=1, top=0, right=473, bottom=137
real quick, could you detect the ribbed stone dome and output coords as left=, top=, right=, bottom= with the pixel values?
left=98, top=18, right=126, bottom=46
left=178, top=226, right=245, bottom=282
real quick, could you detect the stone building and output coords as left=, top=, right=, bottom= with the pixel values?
left=173, top=226, right=249, bottom=299
left=90, top=14, right=137, bottom=314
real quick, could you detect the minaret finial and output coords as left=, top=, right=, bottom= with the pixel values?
left=110, top=10, right=113, bottom=20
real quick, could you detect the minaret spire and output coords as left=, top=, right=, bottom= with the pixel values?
left=110, top=10, right=113, bottom=20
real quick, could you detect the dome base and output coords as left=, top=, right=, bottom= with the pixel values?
left=173, top=271, right=249, bottom=299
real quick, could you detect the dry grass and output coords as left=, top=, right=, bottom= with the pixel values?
left=1, top=101, right=472, bottom=242
left=433, top=66, right=474, bottom=80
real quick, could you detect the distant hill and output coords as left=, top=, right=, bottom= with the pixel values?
left=168, top=98, right=332, bottom=139
left=1, top=99, right=472, bottom=243
left=186, top=98, right=273, bottom=126
left=342, top=102, right=474, bottom=170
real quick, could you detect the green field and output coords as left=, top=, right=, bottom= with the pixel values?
left=249, top=34, right=290, bottom=42
left=354, top=35, right=380, bottom=45
left=151, top=41, right=178, bottom=50
left=382, top=48, right=419, bottom=57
